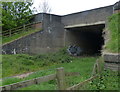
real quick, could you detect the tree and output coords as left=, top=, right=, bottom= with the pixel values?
left=2, top=2, right=33, bottom=31
left=0, top=4, right=2, bottom=27
left=38, top=0, right=51, bottom=13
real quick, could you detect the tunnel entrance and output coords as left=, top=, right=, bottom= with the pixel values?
left=65, top=24, right=105, bottom=56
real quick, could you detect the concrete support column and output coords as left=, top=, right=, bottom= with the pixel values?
left=64, top=29, right=67, bottom=47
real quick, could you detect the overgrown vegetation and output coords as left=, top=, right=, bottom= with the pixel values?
left=85, top=69, right=119, bottom=90
left=2, top=48, right=73, bottom=77
left=105, top=13, right=120, bottom=53
left=2, top=29, right=41, bottom=44
left=1, top=48, right=119, bottom=90
left=1, top=55, right=97, bottom=90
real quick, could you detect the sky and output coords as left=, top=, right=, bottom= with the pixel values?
left=32, top=0, right=119, bottom=15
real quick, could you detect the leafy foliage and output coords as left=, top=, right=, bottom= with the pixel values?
left=86, top=69, right=119, bottom=90
left=2, top=2, right=33, bottom=31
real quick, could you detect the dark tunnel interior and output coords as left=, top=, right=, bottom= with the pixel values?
left=66, top=24, right=105, bottom=56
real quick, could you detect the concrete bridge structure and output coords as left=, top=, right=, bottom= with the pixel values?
left=2, top=5, right=114, bottom=55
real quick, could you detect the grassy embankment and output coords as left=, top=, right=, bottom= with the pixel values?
left=1, top=48, right=119, bottom=90
left=2, top=48, right=74, bottom=78
left=105, top=13, right=120, bottom=53
left=2, top=56, right=97, bottom=90
left=1, top=48, right=97, bottom=88
left=2, top=28, right=41, bottom=44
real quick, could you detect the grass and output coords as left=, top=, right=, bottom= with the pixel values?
left=2, top=28, right=41, bottom=45
left=2, top=48, right=74, bottom=78
left=105, top=13, right=120, bottom=53
left=2, top=54, right=57, bottom=78
left=85, top=69, right=119, bottom=90
left=1, top=48, right=119, bottom=90
left=1, top=48, right=98, bottom=88
left=1, top=56, right=97, bottom=90
left=1, top=56, right=118, bottom=90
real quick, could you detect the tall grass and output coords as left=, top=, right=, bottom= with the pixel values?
left=1, top=48, right=118, bottom=90
left=1, top=56, right=97, bottom=90
left=105, top=13, right=120, bottom=53
left=2, top=48, right=73, bottom=78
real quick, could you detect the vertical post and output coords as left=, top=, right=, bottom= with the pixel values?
left=91, top=62, right=97, bottom=76
left=23, top=24, right=25, bottom=31
left=56, top=67, right=66, bottom=90
left=96, top=59, right=101, bottom=74
left=9, top=30, right=11, bottom=37
left=64, top=29, right=66, bottom=47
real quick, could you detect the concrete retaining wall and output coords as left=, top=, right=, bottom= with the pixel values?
left=2, top=14, right=65, bottom=54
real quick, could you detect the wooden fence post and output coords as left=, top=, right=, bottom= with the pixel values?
left=9, top=30, right=11, bottom=37
left=23, top=24, right=25, bottom=31
left=91, top=59, right=101, bottom=77
left=96, top=59, right=100, bottom=74
left=56, top=67, right=66, bottom=90
left=91, top=62, right=97, bottom=76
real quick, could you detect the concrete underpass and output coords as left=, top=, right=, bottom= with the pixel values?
left=2, top=5, right=113, bottom=54
left=65, top=23, right=105, bottom=55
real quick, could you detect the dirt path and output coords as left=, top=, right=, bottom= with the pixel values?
left=14, top=72, right=34, bottom=78
left=0, top=72, right=34, bottom=81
